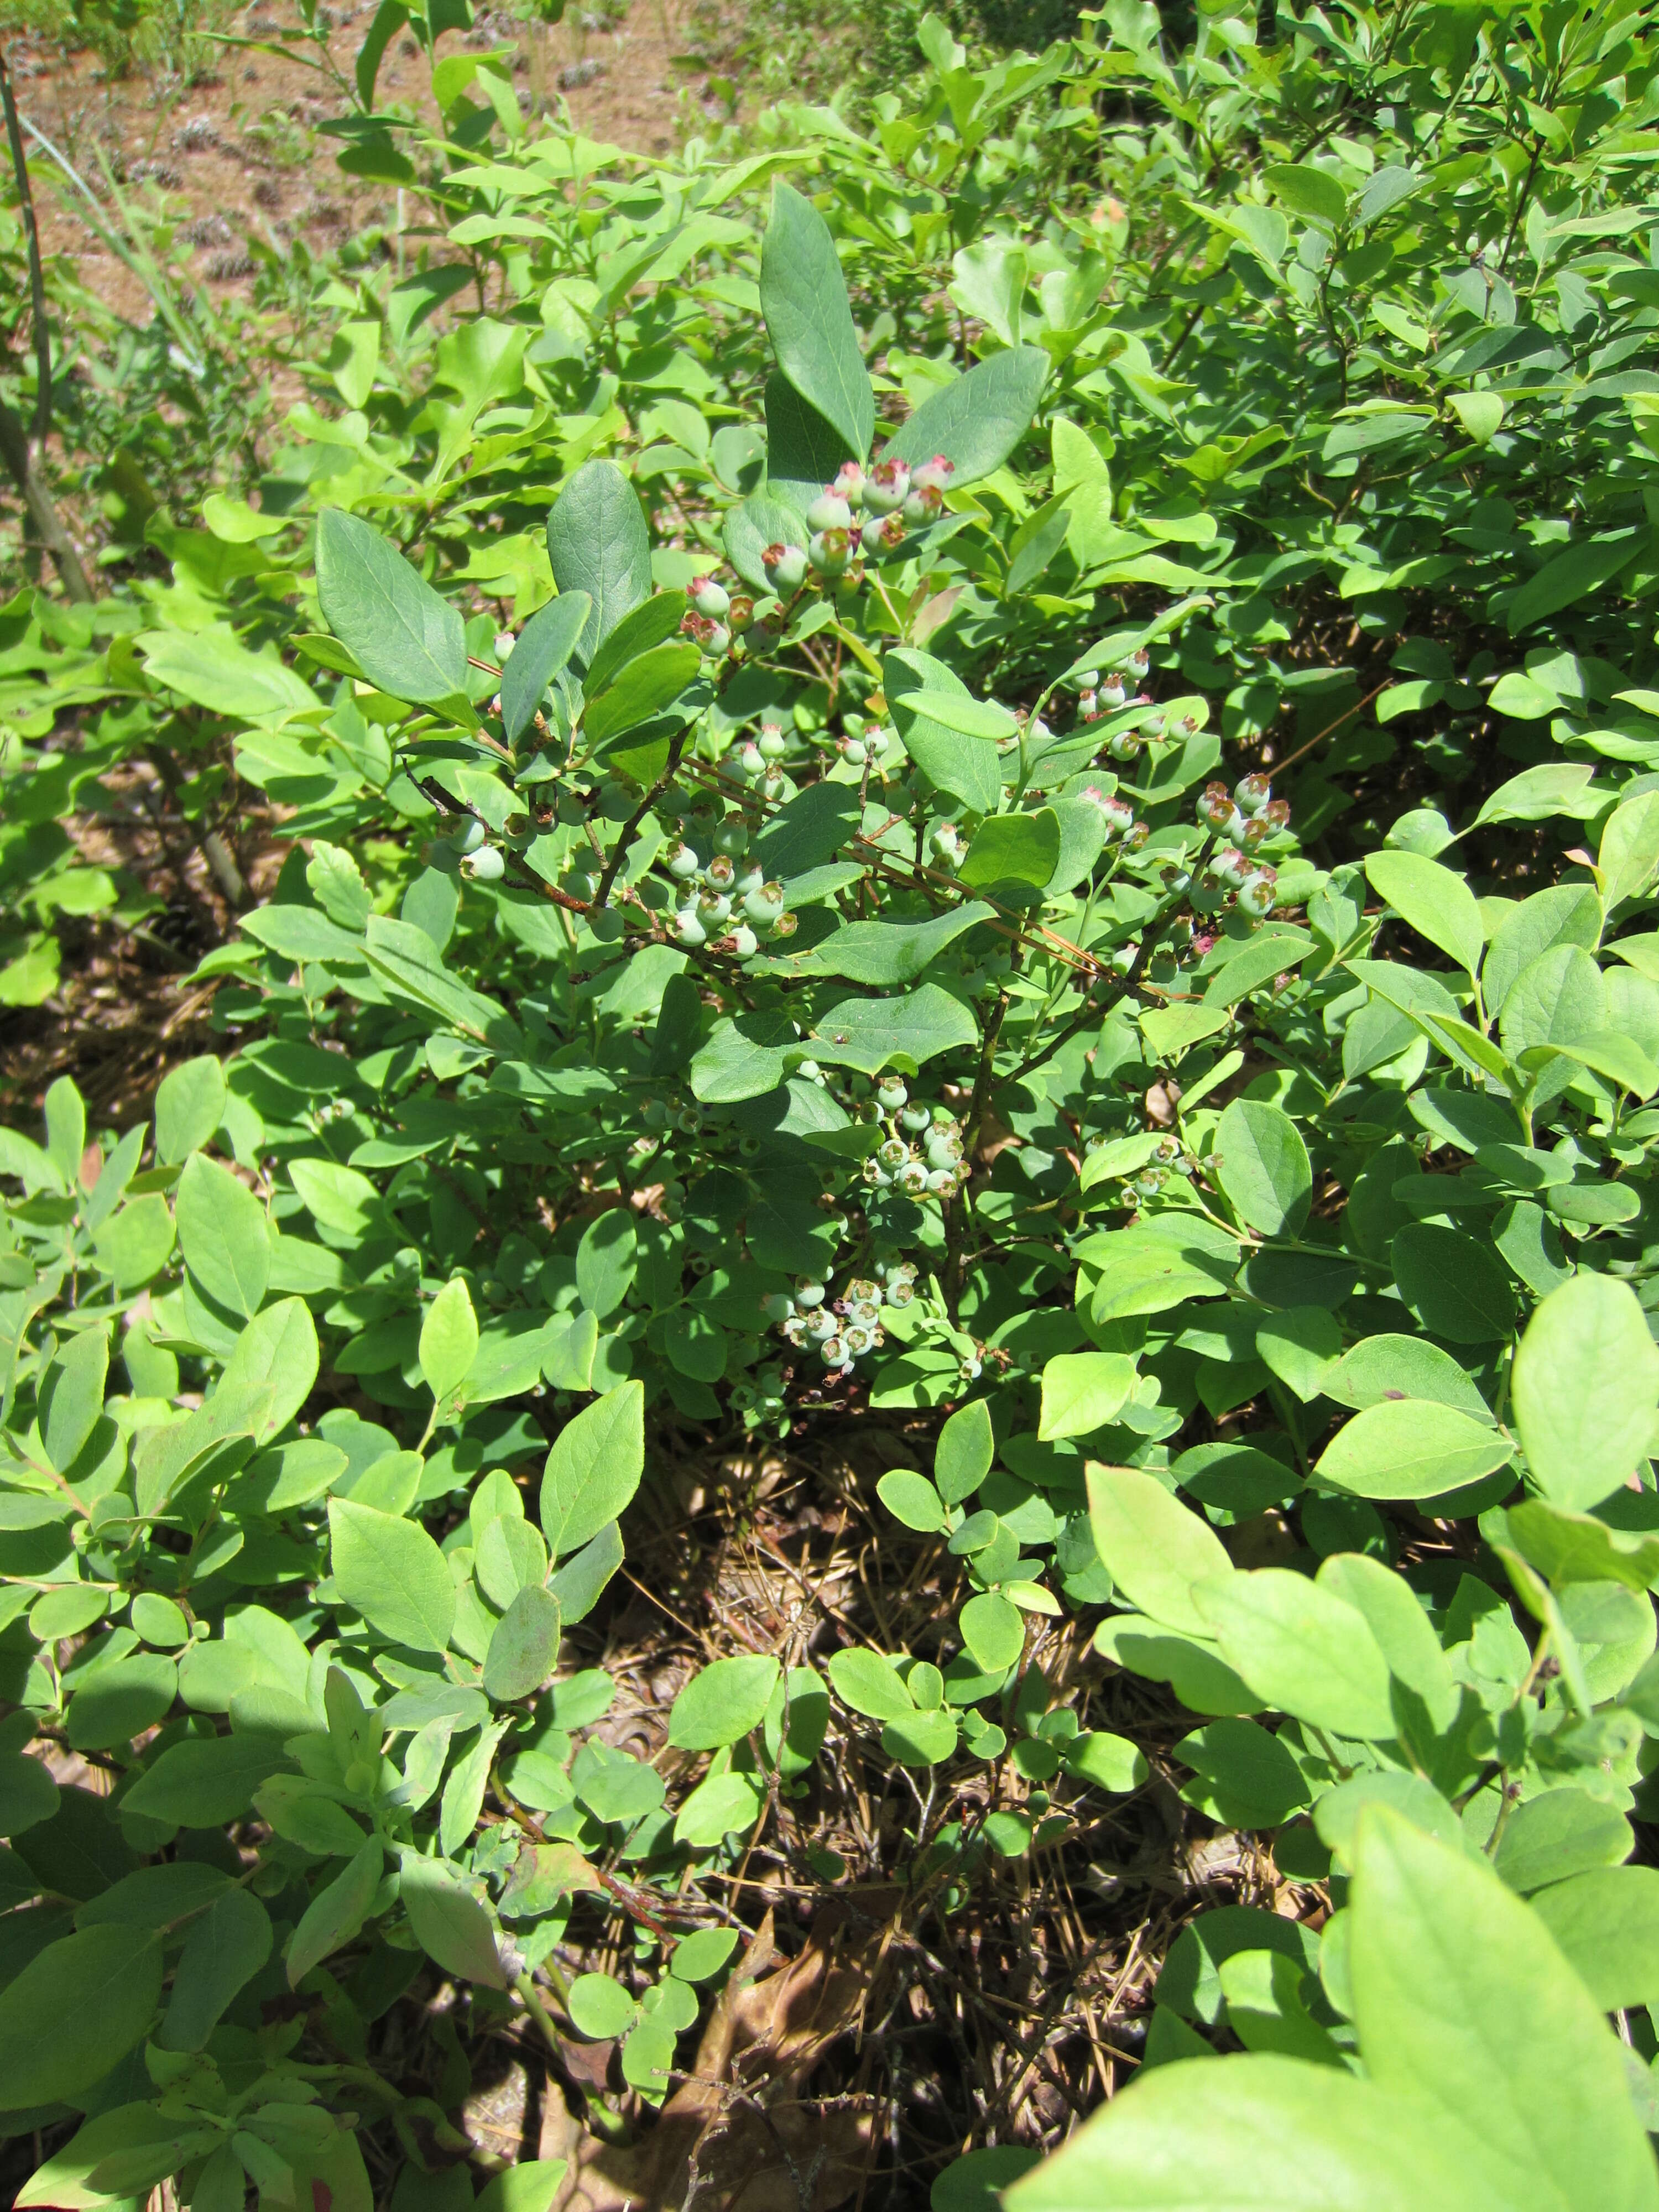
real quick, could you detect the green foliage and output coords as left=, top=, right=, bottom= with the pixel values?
left=8, top=0, right=1659, bottom=2198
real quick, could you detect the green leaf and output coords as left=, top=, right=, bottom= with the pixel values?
left=959, top=810, right=1061, bottom=895
left=1064, top=1731, right=1149, bottom=1793
left=885, top=650, right=1001, bottom=813
left=884, top=347, right=1050, bottom=485
left=483, top=1584, right=561, bottom=1703
left=1509, top=528, right=1645, bottom=635
left=935, top=1398, right=994, bottom=1504
left=158, top=1887, right=273, bottom=2051
left=175, top=1154, right=269, bottom=1319
left=1213, top=1100, right=1311, bottom=1237
left=546, top=459, right=652, bottom=665
left=690, top=1010, right=797, bottom=1103
left=667, top=1654, right=780, bottom=1749
left=316, top=509, right=467, bottom=706
left=806, top=983, right=977, bottom=1076
left=1531, top=1867, right=1659, bottom=2011
left=154, top=1056, right=226, bottom=1164
left=827, top=1647, right=912, bottom=1721
left=1195, top=1569, right=1397, bottom=1739
left=1511, top=1274, right=1659, bottom=1511
left=1364, top=849, right=1485, bottom=976
left=1005, top=2052, right=1491, bottom=2209
left=1599, top=790, right=1659, bottom=911
left=584, top=641, right=702, bottom=750
left=1038, top=1351, right=1137, bottom=1440
left=420, top=1277, right=479, bottom=1406
left=1324, top=1333, right=1495, bottom=1419
left=1494, top=1786, right=1631, bottom=1894
left=546, top=1521, right=624, bottom=1624
left=673, top=1768, right=766, bottom=1848
left=878, top=1469, right=947, bottom=1531
left=39, top=1327, right=107, bottom=1475
left=1314, top=1399, right=1514, bottom=1500
left=1087, top=1466, right=1233, bottom=1637
left=795, top=902, right=993, bottom=985
left=474, top=2163, right=570, bottom=2212
left=0, top=1925, right=163, bottom=2105
left=540, top=1382, right=645, bottom=1558
left=760, top=180, right=874, bottom=461
left=218, top=1298, right=319, bottom=1440
left=1264, top=161, right=1349, bottom=227
left=288, top=1838, right=382, bottom=1987
left=723, top=491, right=808, bottom=593
left=328, top=1498, right=456, bottom=1654
left=764, top=368, right=859, bottom=514
left=568, top=1970, right=638, bottom=2039
left=960, top=1593, right=1026, bottom=1672
left=136, top=627, right=315, bottom=718
left=400, top=1856, right=507, bottom=1988
left=576, top=1211, right=637, bottom=1322
left=66, top=1655, right=177, bottom=1751
left=1351, top=1808, right=1658, bottom=2211
left=501, top=592, right=590, bottom=744
left=1500, top=1498, right=1659, bottom=1591
left=882, top=1708, right=958, bottom=1767
left=124, top=1734, right=293, bottom=1827
left=1391, top=1223, right=1517, bottom=1345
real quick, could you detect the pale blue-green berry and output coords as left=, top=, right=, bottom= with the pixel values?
left=666, top=840, right=700, bottom=879
left=457, top=817, right=486, bottom=853
left=761, top=542, right=808, bottom=592
left=462, top=844, right=504, bottom=881
left=758, top=721, right=787, bottom=759
left=731, top=923, right=758, bottom=956
left=806, top=491, right=853, bottom=533
left=691, top=577, right=730, bottom=620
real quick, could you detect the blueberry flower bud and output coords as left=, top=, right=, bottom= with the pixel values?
left=762, top=542, right=808, bottom=593
left=806, top=491, right=853, bottom=533
left=879, top=1136, right=908, bottom=1168
left=900, top=1102, right=931, bottom=1133
left=832, top=460, right=867, bottom=507
left=1078, top=690, right=1099, bottom=721
left=698, top=889, right=732, bottom=921
left=734, top=740, right=766, bottom=781
left=898, top=1160, right=930, bottom=1195
left=743, top=880, right=784, bottom=924
left=1121, top=821, right=1150, bottom=853
left=862, top=456, right=911, bottom=514
left=838, top=735, right=868, bottom=766
left=796, top=1057, right=821, bottom=1080
left=713, top=818, right=748, bottom=856
left=705, top=622, right=731, bottom=656
left=808, top=526, right=852, bottom=576
left=1262, top=797, right=1291, bottom=831
left=1100, top=675, right=1127, bottom=709
left=769, top=909, right=799, bottom=937
left=902, top=483, right=944, bottom=525
left=691, top=577, right=731, bottom=620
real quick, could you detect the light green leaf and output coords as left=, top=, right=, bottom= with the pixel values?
left=420, top=1277, right=479, bottom=1406
left=1314, top=1400, right=1514, bottom=1500
left=287, top=1838, right=382, bottom=1987
left=827, top=1647, right=912, bottom=1721
left=175, top=1154, right=269, bottom=1319
left=960, top=1593, right=1026, bottom=1672
left=1087, top=1465, right=1233, bottom=1637
left=1038, top=1352, right=1138, bottom=1440
left=935, top=1399, right=994, bottom=1504
left=1213, top=1099, right=1311, bottom=1237
left=328, top=1498, right=455, bottom=1654
left=400, top=1856, right=507, bottom=1987
left=502, top=591, right=590, bottom=744
left=1511, top=1274, right=1659, bottom=1512
left=1365, top=849, right=1485, bottom=976
left=760, top=180, right=875, bottom=460
left=316, top=509, right=466, bottom=706
left=959, top=810, right=1061, bottom=894
left=885, top=348, right=1050, bottom=484
left=546, top=459, right=652, bottom=664
left=540, top=1382, right=645, bottom=1558
left=154, top=1056, right=226, bottom=1164
left=668, top=1654, right=780, bottom=1749
left=1195, top=1570, right=1397, bottom=1739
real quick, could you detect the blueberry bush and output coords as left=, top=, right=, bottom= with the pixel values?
left=8, top=1, right=1659, bottom=2206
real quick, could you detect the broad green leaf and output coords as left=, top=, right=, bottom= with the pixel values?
left=1063, top=1731, right=1149, bottom=1793
left=1213, top=1099, right=1311, bottom=1237
left=936, top=1399, right=994, bottom=1504
left=137, top=627, right=315, bottom=718
left=546, top=458, right=652, bottom=663
left=0, top=1926, right=163, bottom=2106
left=1511, top=1274, right=1659, bottom=1512
left=1492, top=1787, right=1631, bottom=1894
left=66, top=1655, right=176, bottom=1751
left=1391, top=1223, right=1517, bottom=1345
left=1365, top=849, right=1484, bottom=976
left=1005, top=2052, right=1496, bottom=2211
left=501, top=591, right=589, bottom=743
left=1314, top=1400, right=1514, bottom=1500
left=218, top=1298, right=318, bottom=1439
left=1500, top=1498, right=1659, bottom=1591
left=796, top=903, right=993, bottom=985
left=878, top=1469, right=948, bottom=1531
left=1264, top=161, right=1349, bottom=226
left=175, top=1154, right=269, bottom=1319
left=668, top=1655, right=780, bottom=1749
left=546, top=1521, right=625, bottom=1624
left=1509, top=528, right=1645, bottom=635
left=576, top=1211, right=637, bottom=1322
left=805, top=984, right=977, bottom=1076
left=1351, top=1809, right=1659, bottom=2212
left=288, top=1838, right=382, bottom=1987
left=584, top=640, right=702, bottom=748
left=540, top=1382, right=645, bottom=1558
left=764, top=367, right=859, bottom=514
left=883, top=1708, right=958, bottom=1767
left=154, top=1056, right=226, bottom=1164
left=960, top=1593, right=1026, bottom=1672
left=317, top=509, right=466, bottom=705
left=1315, top=1553, right=1457, bottom=1729
left=400, top=1856, right=507, bottom=1988
left=39, top=1327, right=107, bottom=1474
left=474, top=2165, right=570, bottom=2212
left=1087, top=1466, right=1233, bottom=1637
left=1324, top=1333, right=1495, bottom=1419
left=1038, top=1352, right=1137, bottom=1439
left=124, top=1734, right=293, bottom=1827
left=568, top=1971, right=638, bottom=2039
left=885, top=650, right=1001, bottom=813
left=158, top=1888, right=273, bottom=2051
left=1195, top=1570, right=1397, bottom=1739
left=723, top=491, right=807, bottom=594
left=884, top=347, right=1050, bottom=485
left=760, top=180, right=874, bottom=461
left=420, top=1277, right=479, bottom=1406
left=328, top=1498, right=455, bottom=1653
left=483, top=1585, right=561, bottom=1703
left=959, top=810, right=1061, bottom=895
left=827, top=1647, right=912, bottom=1721
left=1531, top=1867, right=1659, bottom=2011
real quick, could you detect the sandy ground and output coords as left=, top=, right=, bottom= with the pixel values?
left=5, top=0, right=746, bottom=325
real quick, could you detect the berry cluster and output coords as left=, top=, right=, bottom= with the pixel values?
left=1196, top=776, right=1286, bottom=918
left=761, top=454, right=955, bottom=594
left=771, top=1261, right=919, bottom=1375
